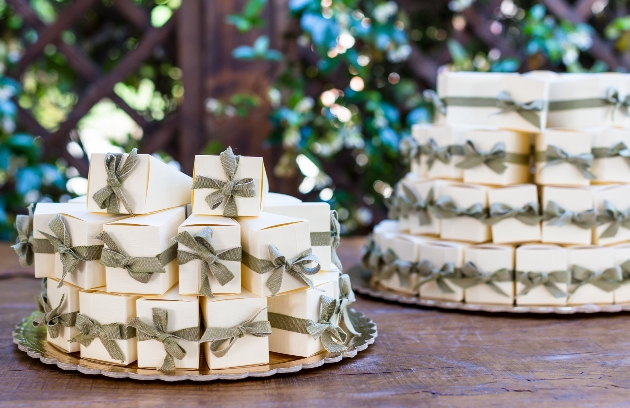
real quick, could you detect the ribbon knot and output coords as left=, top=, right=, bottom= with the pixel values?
left=337, top=274, right=359, bottom=335
left=539, top=145, right=596, bottom=180
left=32, top=294, right=77, bottom=339
left=451, top=262, right=513, bottom=297
left=200, top=308, right=271, bottom=358
left=414, top=260, right=456, bottom=293
left=516, top=270, right=570, bottom=298
left=423, top=89, right=446, bottom=116
left=596, top=200, right=630, bottom=239
left=379, top=248, right=415, bottom=287
left=483, top=202, right=541, bottom=226
left=603, top=87, right=630, bottom=119
left=430, top=196, right=488, bottom=221
left=70, top=313, right=135, bottom=362
left=424, top=138, right=452, bottom=169
left=92, top=148, right=140, bottom=215
left=456, top=140, right=508, bottom=174
left=306, top=295, right=348, bottom=353
left=496, top=90, right=544, bottom=128
left=400, top=184, right=434, bottom=226
left=192, top=147, right=256, bottom=217
left=592, top=142, right=630, bottom=166
left=570, top=264, right=622, bottom=294
left=384, top=189, right=400, bottom=220
left=542, top=201, right=597, bottom=230
left=361, top=234, right=382, bottom=280
left=330, top=210, right=343, bottom=270
left=399, top=137, right=421, bottom=165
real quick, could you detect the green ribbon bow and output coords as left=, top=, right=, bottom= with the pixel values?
left=330, top=210, right=343, bottom=270
left=400, top=184, right=434, bottom=226
left=456, top=140, right=508, bottom=174
left=96, top=231, right=177, bottom=284
left=423, top=89, right=446, bottom=117
left=243, top=245, right=321, bottom=296
left=199, top=308, right=271, bottom=358
left=414, top=260, right=457, bottom=294
left=39, top=215, right=103, bottom=287
left=384, top=189, right=400, bottom=220
left=92, top=148, right=140, bottom=215
left=619, top=260, right=630, bottom=283
left=379, top=249, right=415, bottom=287
left=450, top=262, right=513, bottom=297
left=12, top=203, right=56, bottom=266
left=603, top=87, right=630, bottom=119
left=337, top=274, right=359, bottom=335
left=32, top=294, right=77, bottom=339
left=495, top=90, right=544, bottom=128
left=542, top=201, right=597, bottom=230
left=516, top=270, right=570, bottom=298
left=360, top=234, right=376, bottom=271
left=570, top=264, right=622, bottom=294
left=537, top=145, right=596, bottom=180
left=596, top=200, right=630, bottom=239
left=36, top=278, right=48, bottom=313
left=268, top=295, right=348, bottom=354
left=430, top=196, right=488, bottom=221
left=174, top=228, right=240, bottom=297
left=192, top=147, right=256, bottom=217
left=592, top=142, right=630, bottom=165
left=423, top=138, right=452, bottom=170
left=483, top=202, right=541, bottom=226
left=399, top=136, right=421, bottom=165
left=126, top=308, right=201, bottom=372
left=70, top=313, right=136, bottom=362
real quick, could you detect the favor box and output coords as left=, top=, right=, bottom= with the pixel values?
left=458, top=129, right=530, bottom=186
left=68, top=195, right=86, bottom=204
left=420, top=125, right=471, bottom=180
left=87, top=151, right=192, bottom=215
left=587, top=127, right=630, bottom=183
left=396, top=173, right=424, bottom=232
left=411, top=123, right=432, bottom=177
left=496, top=75, right=549, bottom=133
left=263, top=192, right=302, bottom=207
left=201, top=290, right=268, bottom=369
left=487, top=184, right=541, bottom=244
left=52, top=210, right=129, bottom=289
left=515, top=245, right=568, bottom=306
left=103, top=207, right=184, bottom=295
left=567, top=246, right=615, bottom=305
left=46, top=278, right=80, bottom=352
left=439, top=183, right=491, bottom=243
left=463, top=245, right=515, bottom=305
left=417, top=240, right=468, bottom=302
left=262, top=202, right=333, bottom=270
left=593, top=184, right=630, bottom=245
left=78, top=290, right=139, bottom=365
left=239, top=213, right=315, bottom=297
left=379, top=235, right=427, bottom=295
left=373, top=220, right=399, bottom=248
left=192, top=152, right=268, bottom=217
left=541, top=186, right=594, bottom=245
left=535, top=129, right=593, bottom=187
left=178, top=214, right=241, bottom=296
left=402, top=178, right=451, bottom=236
left=612, top=244, right=630, bottom=304
left=135, top=287, right=200, bottom=370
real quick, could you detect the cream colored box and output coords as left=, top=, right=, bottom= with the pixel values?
left=373, top=220, right=399, bottom=248
left=396, top=173, right=424, bottom=232
left=263, top=192, right=302, bottom=207
left=612, top=244, right=630, bottom=304
left=535, top=129, right=593, bottom=187
left=135, top=287, right=200, bottom=370
left=192, top=152, right=268, bottom=217
left=239, top=213, right=314, bottom=297
left=268, top=276, right=338, bottom=357
left=541, top=186, right=594, bottom=245
left=378, top=235, right=424, bottom=296
left=33, top=203, right=87, bottom=278
left=201, top=290, right=268, bottom=370
left=102, top=207, right=184, bottom=295
left=588, top=127, right=630, bottom=183
left=457, top=129, right=531, bottom=186
left=68, top=195, right=86, bottom=204
left=411, top=123, right=432, bottom=177
left=177, top=214, right=241, bottom=296
left=515, top=245, right=568, bottom=306
left=593, top=184, right=630, bottom=245
left=463, top=245, right=515, bottom=305
left=78, top=290, right=139, bottom=365
left=402, top=178, right=451, bottom=236
left=567, top=246, right=615, bottom=305
left=262, top=202, right=333, bottom=271
left=417, top=240, right=468, bottom=302
left=87, top=151, right=192, bottom=215
left=487, top=184, right=541, bottom=244
left=420, top=125, right=470, bottom=180
left=46, top=278, right=80, bottom=352
left=439, top=183, right=491, bottom=243
left=496, top=75, right=549, bottom=133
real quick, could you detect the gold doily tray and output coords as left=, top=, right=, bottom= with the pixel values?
left=348, top=266, right=630, bottom=314
left=13, top=309, right=377, bottom=382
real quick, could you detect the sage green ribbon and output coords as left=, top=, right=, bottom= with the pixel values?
left=268, top=295, right=348, bottom=353
left=174, top=228, right=240, bottom=297
left=570, top=264, right=622, bottom=294
left=495, top=90, right=545, bottom=128
left=92, top=148, right=140, bottom=215
left=414, top=260, right=456, bottom=294
left=337, top=274, right=359, bottom=335
left=399, top=184, right=434, bottom=226
left=619, top=260, right=630, bottom=283
left=384, top=189, right=400, bottom=220
left=126, top=308, right=201, bottom=372
left=192, top=147, right=256, bottom=217
left=542, top=201, right=597, bottom=230
left=450, top=262, right=513, bottom=297
left=596, top=200, right=630, bottom=239
left=379, top=248, right=415, bottom=288
left=96, top=231, right=177, bottom=284
left=456, top=140, right=529, bottom=175
left=549, top=87, right=630, bottom=118
left=430, top=196, right=488, bottom=221
left=441, top=96, right=497, bottom=109
left=12, top=203, right=55, bottom=266
left=36, top=278, right=48, bottom=313
left=39, top=215, right=103, bottom=287
left=32, top=294, right=77, bottom=339
left=423, top=89, right=446, bottom=117
left=592, top=142, right=630, bottom=165
left=483, top=202, right=541, bottom=226
left=399, top=136, right=421, bottom=165
left=361, top=235, right=382, bottom=279
left=242, top=245, right=321, bottom=296
left=516, top=270, right=570, bottom=298
left=536, top=145, right=596, bottom=180
left=329, top=210, right=342, bottom=270
left=423, top=138, right=464, bottom=170
left=199, top=308, right=271, bottom=358
left=70, top=313, right=136, bottom=362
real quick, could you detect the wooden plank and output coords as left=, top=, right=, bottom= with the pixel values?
left=138, top=113, right=178, bottom=153
left=112, top=0, right=151, bottom=30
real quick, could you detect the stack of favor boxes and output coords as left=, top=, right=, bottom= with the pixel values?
left=16, top=147, right=353, bottom=372
left=367, top=71, right=630, bottom=307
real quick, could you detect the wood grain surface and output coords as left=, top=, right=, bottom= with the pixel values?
left=2, top=238, right=630, bottom=407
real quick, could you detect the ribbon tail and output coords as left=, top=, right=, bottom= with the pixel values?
left=600, top=221, right=620, bottom=239
left=341, top=307, right=360, bottom=336
left=47, top=323, right=61, bottom=339
left=200, top=263, right=214, bottom=297
left=102, top=339, right=126, bottom=362
left=518, top=110, right=541, bottom=129
left=159, top=353, right=176, bottom=372
left=435, top=277, right=455, bottom=294
left=320, top=331, right=347, bottom=354
left=128, top=271, right=154, bottom=284
left=543, top=282, right=568, bottom=298
left=223, top=195, right=239, bottom=217
left=486, top=282, right=510, bottom=298
left=266, top=267, right=284, bottom=296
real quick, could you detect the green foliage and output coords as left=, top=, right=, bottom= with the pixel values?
left=227, top=0, right=268, bottom=33
left=232, top=36, right=283, bottom=61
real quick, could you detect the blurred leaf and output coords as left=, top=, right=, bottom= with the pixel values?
left=15, top=166, right=41, bottom=195
left=288, top=0, right=315, bottom=13
left=491, top=58, right=520, bottom=72
left=244, top=0, right=267, bottom=18
left=447, top=39, right=468, bottom=63
left=254, top=35, right=270, bottom=54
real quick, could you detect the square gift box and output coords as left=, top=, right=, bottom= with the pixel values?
left=100, top=207, right=184, bottom=295
left=263, top=192, right=302, bottom=207
left=515, top=245, right=569, bottom=306
left=541, top=186, right=595, bottom=246
left=416, top=240, right=468, bottom=302
left=495, top=75, right=550, bottom=133
left=593, top=184, right=630, bottom=246
left=192, top=147, right=268, bottom=217
left=612, top=244, right=630, bottom=304
left=398, top=178, right=451, bottom=236
left=410, top=123, right=432, bottom=177
left=87, top=149, right=192, bottom=215
left=378, top=234, right=431, bottom=296
left=462, top=245, right=515, bottom=305
left=38, top=278, right=81, bottom=353
left=419, top=125, right=473, bottom=180
left=486, top=184, right=541, bottom=244
left=567, top=246, right=616, bottom=306
left=177, top=214, right=241, bottom=297
left=436, top=183, right=491, bottom=243
left=200, top=290, right=269, bottom=370
left=395, top=174, right=424, bottom=232
left=588, top=127, right=630, bottom=183
left=76, top=290, right=139, bottom=365
left=535, top=129, right=594, bottom=187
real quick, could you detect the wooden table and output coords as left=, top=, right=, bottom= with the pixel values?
left=2, top=239, right=630, bottom=406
